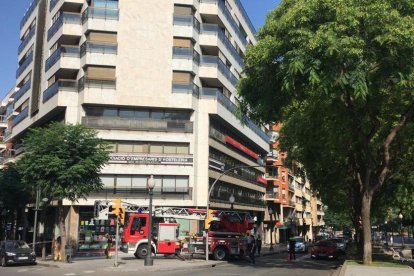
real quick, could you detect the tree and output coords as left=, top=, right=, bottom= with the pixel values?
left=239, top=0, right=414, bottom=264
left=16, top=122, right=109, bottom=260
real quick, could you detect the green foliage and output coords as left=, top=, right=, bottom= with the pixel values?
left=324, top=206, right=352, bottom=230
left=16, top=122, right=110, bottom=202
left=0, top=163, right=30, bottom=210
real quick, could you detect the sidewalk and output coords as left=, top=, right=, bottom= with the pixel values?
left=36, top=243, right=285, bottom=272
left=344, top=265, right=413, bottom=276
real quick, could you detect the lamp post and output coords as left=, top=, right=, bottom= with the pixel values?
left=398, top=213, right=404, bottom=247
left=268, top=207, right=274, bottom=251
left=384, top=220, right=388, bottom=245
left=229, top=194, right=235, bottom=209
left=144, top=175, right=155, bottom=266
left=32, top=189, right=40, bottom=254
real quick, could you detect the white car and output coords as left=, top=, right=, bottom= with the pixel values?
left=287, top=236, right=308, bottom=253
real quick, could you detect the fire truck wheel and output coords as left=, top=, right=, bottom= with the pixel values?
left=213, top=246, right=228, bottom=261
left=136, top=244, right=149, bottom=259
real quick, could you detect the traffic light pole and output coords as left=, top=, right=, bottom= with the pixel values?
left=114, top=218, right=119, bottom=267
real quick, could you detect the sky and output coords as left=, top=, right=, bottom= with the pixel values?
left=0, top=0, right=281, bottom=99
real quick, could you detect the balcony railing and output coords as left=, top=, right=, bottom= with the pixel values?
left=4, top=129, right=12, bottom=140
left=82, top=7, right=119, bottom=23
left=0, top=116, right=7, bottom=124
left=172, top=83, right=200, bottom=98
left=20, top=0, right=39, bottom=29
left=233, top=0, right=256, bottom=34
left=265, top=191, right=279, bottom=199
left=173, top=15, right=200, bottom=33
left=82, top=117, right=193, bottom=133
left=43, top=80, right=78, bottom=103
left=201, top=24, right=245, bottom=68
left=78, top=77, right=116, bottom=91
left=45, top=46, right=80, bottom=71
left=80, top=42, right=117, bottom=57
left=49, top=0, right=60, bottom=11
left=16, top=52, right=33, bottom=78
left=18, top=28, right=35, bottom=55
left=12, top=108, right=29, bottom=126
left=201, top=55, right=238, bottom=87
left=47, top=13, right=81, bottom=41
left=14, top=80, right=31, bottom=102
left=200, top=0, right=247, bottom=47
left=172, top=47, right=200, bottom=64
left=200, top=88, right=269, bottom=142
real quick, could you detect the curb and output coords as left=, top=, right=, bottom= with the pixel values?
left=36, top=262, right=60, bottom=268
left=337, top=260, right=348, bottom=276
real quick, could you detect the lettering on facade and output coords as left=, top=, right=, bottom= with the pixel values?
left=108, top=154, right=193, bottom=165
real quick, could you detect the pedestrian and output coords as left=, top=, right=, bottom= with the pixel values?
left=53, top=236, right=62, bottom=261
left=288, top=236, right=296, bottom=261
left=105, top=233, right=113, bottom=259
left=249, top=234, right=257, bottom=264
left=256, top=234, right=262, bottom=256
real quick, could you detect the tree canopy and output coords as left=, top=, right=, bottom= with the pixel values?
left=239, top=0, right=414, bottom=264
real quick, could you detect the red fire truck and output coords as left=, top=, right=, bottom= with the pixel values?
left=94, top=201, right=254, bottom=260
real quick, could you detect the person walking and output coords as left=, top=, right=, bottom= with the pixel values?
left=249, top=235, right=257, bottom=264
left=104, top=234, right=113, bottom=259
left=256, top=234, right=262, bottom=256
left=53, top=236, right=62, bottom=261
left=288, top=236, right=296, bottom=261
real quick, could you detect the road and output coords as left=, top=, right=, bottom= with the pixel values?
left=0, top=252, right=343, bottom=276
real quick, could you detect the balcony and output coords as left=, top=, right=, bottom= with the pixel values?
left=14, top=80, right=31, bottom=103
left=200, top=88, right=270, bottom=142
left=233, top=0, right=256, bottom=35
left=200, top=55, right=238, bottom=87
left=82, top=117, right=193, bottom=133
left=200, top=24, right=244, bottom=69
left=45, top=46, right=80, bottom=71
left=80, top=42, right=117, bottom=67
left=16, top=52, right=33, bottom=78
left=0, top=116, right=7, bottom=129
left=173, top=15, right=200, bottom=39
left=80, top=42, right=117, bottom=57
left=199, top=0, right=247, bottom=48
left=50, top=0, right=83, bottom=12
left=12, top=108, right=29, bottom=127
left=82, top=7, right=119, bottom=33
left=47, top=12, right=81, bottom=41
left=4, top=129, right=12, bottom=141
left=78, top=76, right=116, bottom=92
left=18, top=28, right=35, bottom=55
left=265, top=191, right=279, bottom=201
left=172, top=47, right=200, bottom=73
left=264, top=172, right=278, bottom=180
left=172, top=83, right=200, bottom=97
left=43, top=79, right=78, bottom=103
left=20, top=0, right=39, bottom=29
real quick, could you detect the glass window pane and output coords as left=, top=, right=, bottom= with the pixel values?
left=163, top=176, right=175, bottom=192
left=101, top=175, right=115, bottom=188
left=151, top=111, right=164, bottom=120
left=153, top=176, right=162, bottom=193
left=119, top=109, right=134, bottom=118
left=102, top=108, right=117, bottom=117
left=176, top=177, right=188, bottom=193
left=176, top=145, right=189, bottom=154
left=164, top=145, right=176, bottom=154
left=131, top=176, right=147, bottom=190
left=107, top=142, right=117, bottom=152
left=116, top=175, right=131, bottom=188
left=118, top=143, right=133, bottom=152
left=135, top=110, right=149, bottom=119
left=150, top=144, right=163, bottom=154
left=133, top=143, right=146, bottom=153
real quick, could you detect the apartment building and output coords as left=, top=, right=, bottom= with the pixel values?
left=2, top=0, right=269, bottom=250
left=265, top=123, right=325, bottom=244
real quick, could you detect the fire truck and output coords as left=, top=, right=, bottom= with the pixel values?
left=94, top=200, right=254, bottom=260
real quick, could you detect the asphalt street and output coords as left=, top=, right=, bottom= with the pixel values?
left=0, top=252, right=343, bottom=276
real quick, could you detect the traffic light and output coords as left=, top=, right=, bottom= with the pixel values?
left=118, top=207, right=125, bottom=225
left=205, top=210, right=214, bottom=230
left=112, top=198, right=122, bottom=216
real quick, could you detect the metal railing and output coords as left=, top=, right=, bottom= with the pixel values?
left=16, top=52, right=33, bottom=78
left=47, top=13, right=81, bottom=41
left=200, top=24, right=245, bottom=68
left=43, top=80, right=78, bottom=103
left=20, top=0, right=39, bottom=29
left=172, top=47, right=200, bottom=64
left=201, top=55, right=238, bottom=87
left=4, top=129, right=12, bottom=140
left=12, top=108, right=29, bottom=126
left=265, top=191, right=279, bottom=199
left=14, top=80, right=31, bottom=102
left=82, top=117, right=193, bottom=133
left=80, top=42, right=117, bottom=57
left=49, top=0, right=60, bottom=11
left=82, top=7, right=119, bottom=23
left=18, top=28, right=35, bottom=55
left=45, top=46, right=80, bottom=71
left=233, top=0, right=256, bottom=34
left=0, top=116, right=7, bottom=124
left=173, top=15, right=200, bottom=33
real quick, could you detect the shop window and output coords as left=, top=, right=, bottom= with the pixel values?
left=131, top=176, right=147, bottom=191
left=162, top=176, right=176, bottom=193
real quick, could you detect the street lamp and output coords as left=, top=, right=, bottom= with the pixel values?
left=384, top=220, right=388, bottom=245
left=398, top=213, right=404, bottom=247
left=268, top=207, right=274, bottom=251
left=144, top=175, right=155, bottom=266
left=229, top=194, right=235, bottom=209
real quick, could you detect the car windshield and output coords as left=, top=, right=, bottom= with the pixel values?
left=5, top=241, right=30, bottom=250
left=317, top=241, right=335, bottom=247
left=295, top=237, right=304, bottom=243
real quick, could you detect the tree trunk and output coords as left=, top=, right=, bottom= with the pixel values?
left=58, top=200, right=67, bottom=262
left=361, top=191, right=373, bottom=265
left=21, top=207, right=27, bottom=241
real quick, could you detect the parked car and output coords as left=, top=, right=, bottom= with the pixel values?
left=287, top=236, right=308, bottom=253
left=0, top=240, right=36, bottom=267
left=310, top=240, right=339, bottom=259
left=328, top=237, right=347, bottom=253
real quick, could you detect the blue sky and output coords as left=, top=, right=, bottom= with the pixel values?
left=0, top=0, right=280, bottom=99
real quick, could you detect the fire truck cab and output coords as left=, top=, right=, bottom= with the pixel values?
left=121, top=213, right=181, bottom=258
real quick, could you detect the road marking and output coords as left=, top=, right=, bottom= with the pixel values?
left=17, top=269, right=28, bottom=273
left=64, top=273, right=77, bottom=276
left=83, top=271, right=95, bottom=274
